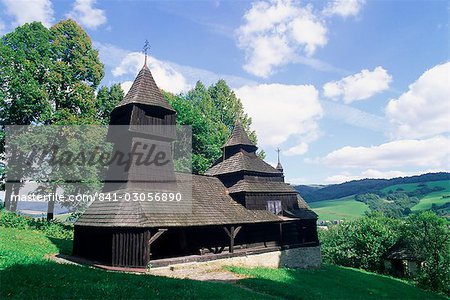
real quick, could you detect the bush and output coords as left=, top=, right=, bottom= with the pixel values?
left=402, top=212, right=450, bottom=295
left=0, top=210, right=73, bottom=239
left=320, top=212, right=450, bottom=295
left=320, top=214, right=400, bottom=272
left=0, top=210, right=30, bottom=229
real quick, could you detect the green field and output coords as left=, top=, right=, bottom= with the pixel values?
left=382, top=180, right=450, bottom=211
left=308, top=196, right=368, bottom=221
left=411, top=181, right=450, bottom=211
left=309, top=180, right=450, bottom=221
left=1, top=227, right=444, bottom=299
left=382, top=179, right=450, bottom=194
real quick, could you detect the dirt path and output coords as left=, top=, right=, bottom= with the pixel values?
left=150, top=264, right=248, bottom=283
left=50, top=254, right=246, bottom=283
left=49, top=254, right=275, bottom=297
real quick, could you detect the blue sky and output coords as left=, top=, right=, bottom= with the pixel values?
left=1, top=0, right=449, bottom=184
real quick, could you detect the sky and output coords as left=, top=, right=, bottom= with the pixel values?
left=0, top=0, right=449, bottom=185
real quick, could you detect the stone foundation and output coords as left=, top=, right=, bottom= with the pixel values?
left=152, top=246, right=322, bottom=270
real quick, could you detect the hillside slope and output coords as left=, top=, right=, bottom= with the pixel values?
left=295, top=172, right=450, bottom=203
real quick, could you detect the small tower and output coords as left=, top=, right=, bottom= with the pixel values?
left=275, top=148, right=283, bottom=173
left=206, top=121, right=299, bottom=212
left=222, top=120, right=257, bottom=159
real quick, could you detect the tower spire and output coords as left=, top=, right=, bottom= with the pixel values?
left=143, top=39, right=150, bottom=66
left=276, top=148, right=281, bottom=164
left=276, top=148, right=283, bottom=172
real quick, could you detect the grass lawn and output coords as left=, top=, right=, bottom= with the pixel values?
left=229, top=266, right=447, bottom=300
left=0, top=228, right=267, bottom=299
left=308, top=196, right=368, bottom=221
left=1, top=227, right=446, bottom=299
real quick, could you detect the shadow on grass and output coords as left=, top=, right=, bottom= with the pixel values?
left=230, top=265, right=446, bottom=300
left=0, top=261, right=270, bottom=299
left=47, top=237, right=73, bottom=255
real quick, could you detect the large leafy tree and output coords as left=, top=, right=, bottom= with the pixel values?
left=49, top=19, right=104, bottom=124
left=44, top=19, right=104, bottom=219
left=0, top=20, right=106, bottom=219
left=0, top=22, right=54, bottom=211
left=401, top=212, right=450, bottom=294
left=0, top=22, right=54, bottom=125
left=96, top=84, right=124, bottom=125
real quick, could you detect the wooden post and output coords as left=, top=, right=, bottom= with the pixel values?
left=223, top=226, right=241, bottom=253
left=279, top=223, right=283, bottom=246
left=147, top=229, right=167, bottom=262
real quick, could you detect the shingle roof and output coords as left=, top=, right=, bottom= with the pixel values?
left=75, top=173, right=281, bottom=228
left=223, top=122, right=257, bottom=150
left=385, top=242, right=421, bottom=260
left=283, top=208, right=318, bottom=219
left=276, top=162, right=283, bottom=171
left=297, top=194, right=313, bottom=210
left=281, top=195, right=318, bottom=219
left=205, top=150, right=282, bottom=176
left=228, top=179, right=297, bottom=194
left=115, top=65, right=175, bottom=112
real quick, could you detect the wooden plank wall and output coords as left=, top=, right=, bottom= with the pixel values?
left=112, top=230, right=150, bottom=267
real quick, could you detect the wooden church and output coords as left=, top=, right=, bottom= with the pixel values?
left=73, top=60, right=319, bottom=268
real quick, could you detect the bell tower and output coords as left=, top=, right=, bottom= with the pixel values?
left=104, top=43, right=177, bottom=192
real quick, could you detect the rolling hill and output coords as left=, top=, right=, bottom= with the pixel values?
left=298, top=173, right=450, bottom=221
left=295, top=172, right=450, bottom=203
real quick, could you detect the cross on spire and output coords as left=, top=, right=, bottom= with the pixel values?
left=276, top=148, right=281, bottom=164
left=143, top=39, right=150, bottom=66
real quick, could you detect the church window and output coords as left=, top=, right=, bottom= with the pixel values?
left=267, top=200, right=282, bottom=215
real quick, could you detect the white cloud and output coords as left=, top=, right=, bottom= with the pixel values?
left=286, top=177, right=309, bottom=185
left=284, top=142, right=309, bottom=156
left=120, top=81, right=133, bottom=95
left=325, top=169, right=413, bottom=184
left=94, top=41, right=128, bottom=66
left=235, top=83, right=323, bottom=153
left=1, top=0, right=54, bottom=27
left=236, top=0, right=327, bottom=77
left=166, top=62, right=257, bottom=89
left=66, top=0, right=107, bottom=29
left=95, top=41, right=256, bottom=93
left=323, top=66, right=392, bottom=103
left=386, top=62, right=450, bottom=139
left=323, top=0, right=365, bottom=18
left=318, top=136, right=450, bottom=169
left=112, top=52, right=190, bottom=94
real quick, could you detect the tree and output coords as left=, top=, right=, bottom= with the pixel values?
left=43, top=19, right=104, bottom=219
left=320, top=214, right=400, bottom=272
left=166, top=80, right=263, bottom=174
left=402, top=212, right=450, bottom=294
left=0, top=22, right=54, bottom=125
left=48, top=19, right=104, bottom=125
left=0, top=19, right=106, bottom=219
left=0, top=22, right=54, bottom=211
left=95, top=84, right=124, bottom=125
